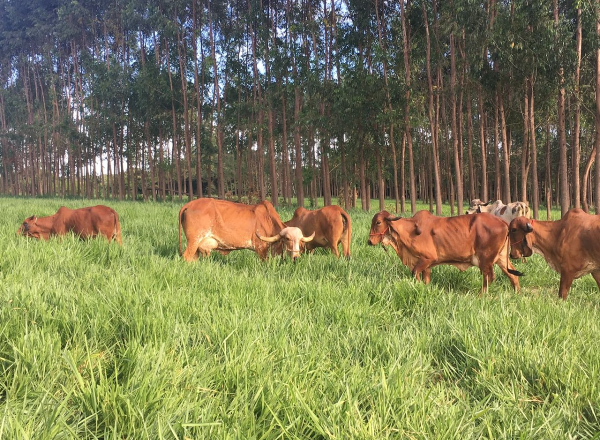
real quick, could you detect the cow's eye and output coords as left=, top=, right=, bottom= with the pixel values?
left=376, top=221, right=381, bottom=225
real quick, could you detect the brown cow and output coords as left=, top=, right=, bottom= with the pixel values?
left=509, top=209, right=600, bottom=300
left=17, top=205, right=122, bottom=244
left=178, top=198, right=313, bottom=261
left=368, top=210, right=521, bottom=293
left=284, top=205, right=352, bottom=258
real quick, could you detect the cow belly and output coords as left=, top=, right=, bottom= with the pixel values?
left=573, top=260, right=600, bottom=279
left=450, top=262, right=473, bottom=271
left=197, top=237, right=220, bottom=254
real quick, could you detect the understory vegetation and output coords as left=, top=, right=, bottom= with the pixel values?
left=0, top=197, right=599, bottom=439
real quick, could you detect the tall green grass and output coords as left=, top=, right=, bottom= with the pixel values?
left=0, top=197, right=598, bottom=439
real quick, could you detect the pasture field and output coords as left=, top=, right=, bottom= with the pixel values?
left=1, top=196, right=599, bottom=439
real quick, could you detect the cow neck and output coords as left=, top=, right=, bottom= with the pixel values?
left=36, top=215, right=56, bottom=233
left=528, top=219, right=556, bottom=257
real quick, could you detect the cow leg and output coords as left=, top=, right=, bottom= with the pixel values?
left=412, top=259, right=433, bottom=283
left=341, top=232, right=351, bottom=259
left=479, top=264, right=495, bottom=295
left=422, top=268, right=432, bottom=284
left=329, top=242, right=340, bottom=258
left=592, top=271, right=600, bottom=291
left=558, top=272, right=574, bottom=300
left=495, top=257, right=521, bottom=292
left=182, top=243, right=201, bottom=261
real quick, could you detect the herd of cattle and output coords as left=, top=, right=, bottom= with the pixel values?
left=16, top=197, right=600, bottom=300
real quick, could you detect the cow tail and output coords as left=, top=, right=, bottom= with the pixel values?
left=341, top=210, right=352, bottom=257
left=178, top=206, right=187, bottom=256
left=114, top=211, right=122, bottom=245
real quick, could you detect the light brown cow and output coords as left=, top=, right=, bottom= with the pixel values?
left=509, top=209, right=600, bottom=300
left=178, top=198, right=312, bottom=261
left=17, top=205, right=122, bottom=244
left=368, top=210, right=521, bottom=293
left=284, top=205, right=352, bottom=258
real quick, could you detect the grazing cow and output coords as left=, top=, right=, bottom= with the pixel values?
left=17, top=205, right=122, bottom=244
left=368, top=210, right=521, bottom=293
left=255, top=227, right=315, bottom=261
left=509, top=209, right=600, bottom=300
left=467, top=199, right=531, bottom=224
left=284, top=205, right=352, bottom=258
left=178, top=198, right=313, bottom=261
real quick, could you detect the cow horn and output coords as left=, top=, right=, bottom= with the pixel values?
left=301, top=232, right=316, bottom=242
left=386, top=215, right=402, bottom=221
left=483, top=200, right=492, bottom=206
left=256, top=232, right=281, bottom=243
left=525, top=222, right=533, bottom=232
left=414, top=224, right=422, bottom=235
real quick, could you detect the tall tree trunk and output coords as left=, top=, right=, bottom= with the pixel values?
left=521, top=78, right=530, bottom=202
left=450, top=32, right=463, bottom=214
left=478, top=86, right=488, bottom=202
left=178, top=28, right=194, bottom=201
left=209, top=9, right=225, bottom=199
left=422, top=1, right=442, bottom=215
left=498, top=92, right=511, bottom=203
left=572, top=7, right=582, bottom=209
left=166, top=41, right=182, bottom=200
left=596, top=1, right=600, bottom=213
left=400, top=0, right=415, bottom=213
left=193, top=2, right=203, bottom=198
left=529, top=77, right=539, bottom=219
left=555, top=0, right=569, bottom=215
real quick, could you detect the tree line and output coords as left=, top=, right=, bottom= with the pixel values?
left=1, top=0, right=600, bottom=219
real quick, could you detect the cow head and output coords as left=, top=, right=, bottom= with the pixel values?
left=508, top=216, right=534, bottom=259
left=368, top=211, right=403, bottom=245
left=257, top=227, right=315, bottom=261
left=17, top=215, right=43, bottom=239
left=466, top=199, right=492, bottom=215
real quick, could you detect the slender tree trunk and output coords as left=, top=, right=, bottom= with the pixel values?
left=178, top=28, right=193, bottom=201
left=572, top=8, right=582, bottom=209
left=193, top=2, right=204, bottom=198
left=498, top=92, right=511, bottom=203
left=450, top=33, right=463, bottom=214
left=478, top=86, right=488, bottom=202
left=529, top=78, right=539, bottom=219
left=596, top=1, right=600, bottom=213
left=422, top=1, right=442, bottom=215
left=401, top=0, right=416, bottom=213
left=555, top=0, right=569, bottom=215
left=521, top=78, right=530, bottom=202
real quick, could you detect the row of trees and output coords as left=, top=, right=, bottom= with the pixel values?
left=1, top=0, right=600, bottom=218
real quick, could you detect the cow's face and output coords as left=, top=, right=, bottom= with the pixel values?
left=508, top=217, right=534, bottom=259
left=368, top=211, right=393, bottom=246
left=17, top=216, right=42, bottom=239
left=257, top=227, right=314, bottom=261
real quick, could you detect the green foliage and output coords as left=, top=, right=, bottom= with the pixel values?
left=0, top=197, right=599, bottom=438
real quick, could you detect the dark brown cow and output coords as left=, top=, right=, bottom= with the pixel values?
left=17, top=205, right=122, bottom=244
left=509, top=209, right=600, bottom=300
left=284, top=205, right=352, bottom=258
left=178, top=198, right=312, bottom=261
left=368, top=210, right=521, bottom=293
